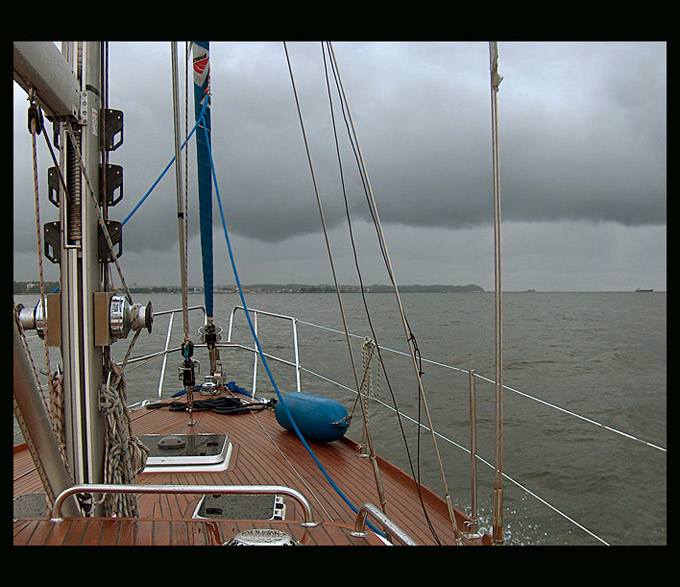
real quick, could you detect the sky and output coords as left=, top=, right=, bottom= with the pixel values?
left=13, top=41, right=667, bottom=291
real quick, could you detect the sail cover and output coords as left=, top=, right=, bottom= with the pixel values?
left=193, top=41, right=213, bottom=318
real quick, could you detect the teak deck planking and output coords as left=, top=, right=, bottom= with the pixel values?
left=14, top=393, right=489, bottom=546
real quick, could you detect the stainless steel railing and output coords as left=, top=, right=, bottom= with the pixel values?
left=51, top=483, right=317, bottom=526
left=350, top=502, right=418, bottom=545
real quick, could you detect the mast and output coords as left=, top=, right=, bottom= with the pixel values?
left=56, top=41, right=107, bottom=489
left=14, top=42, right=153, bottom=515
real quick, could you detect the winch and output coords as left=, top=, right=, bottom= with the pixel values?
left=225, top=528, right=298, bottom=546
left=16, top=298, right=48, bottom=339
left=109, top=294, right=153, bottom=339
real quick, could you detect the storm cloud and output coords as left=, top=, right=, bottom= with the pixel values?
left=13, top=41, right=666, bottom=290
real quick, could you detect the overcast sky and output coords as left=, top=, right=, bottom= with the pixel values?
left=13, top=41, right=666, bottom=291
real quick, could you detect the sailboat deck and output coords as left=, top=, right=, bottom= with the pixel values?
left=14, top=391, right=489, bottom=546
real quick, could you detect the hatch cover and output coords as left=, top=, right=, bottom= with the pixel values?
left=194, top=493, right=286, bottom=521
left=137, top=433, right=231, bottom=471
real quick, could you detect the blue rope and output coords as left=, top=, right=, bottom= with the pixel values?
left=201, top=121, right=382, bottom=532
left=121, top=98, right=209, bottom=227
left=121, top=96, right=213, bottom=317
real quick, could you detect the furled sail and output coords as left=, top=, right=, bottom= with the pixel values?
left=192, top=41, right=213, bottom=319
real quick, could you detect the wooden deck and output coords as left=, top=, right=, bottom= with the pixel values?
left=14, top=392, right=490, bottom=546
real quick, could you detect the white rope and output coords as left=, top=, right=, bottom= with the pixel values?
left=101, top=361, right=150, bottom=517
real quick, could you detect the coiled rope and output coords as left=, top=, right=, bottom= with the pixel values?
left=100, top=361, right=150, bottom=517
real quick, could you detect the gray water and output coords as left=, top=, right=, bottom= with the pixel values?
left=14, top=290, right=666, bottom=545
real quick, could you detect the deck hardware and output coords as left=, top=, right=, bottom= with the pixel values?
left=199, top=376, right=219, bottom=395
left=179, top=342, right=199, bottom=387
left=102, top=108, right=123, bottom=151
left=43, top=221, right=61, bottom=263
left=16, top=298, right=47, bottom=339
left=100, top=163, right=123, bottom=206
left=226, top=528, right=299, bottom=546
left=109, top=294, right=153, bottom=340
left=199, top=322, right=223, bottom=385
left=179, top=341, right=200, bottom=425
left=350, top=503, right=418, bottom=546
left=16, top=294, right=61, bottom=346
left=98, top=220, right=122, bottom=262
left=138, top=433, right=231, bottom=471
left=195, top=493, right=285, bottom=521
left=78, top=91, right=89, bottom=126
left=47, top=167, right=60, bottom=206
left=157, top=435, right=186, bottom=450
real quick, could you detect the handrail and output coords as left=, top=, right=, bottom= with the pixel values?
left=227, top=305, right=301, bottom=394
left=350, top=502, right=418, bottom=545
left=51, top=483, right=317, bottom=526
left=137, top=305, right=664, bottom=455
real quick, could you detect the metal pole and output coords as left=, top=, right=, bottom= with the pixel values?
left=171, top=42, right=190, bottom=341
left=13, top=321, right=79, bottom=517
left=292, top=318, right=301, bottom=392
left=51, top=483, right=317, bottom=527
left=350, top=502, right=418, bottom=545
left=489, top=40, right=504, bottom=545
left=158, top=311, right=175, bottom=399
left=60, top=42, right=106, bottom=490
left=468, top=370, right=478, bottom=535
left=13, top=40, right=106, bottom=492
left=251, top=312, right=259, bottom=398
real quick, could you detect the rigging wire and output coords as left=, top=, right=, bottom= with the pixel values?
left=197, top=107, right=386, bottom=538
left=320, top=41, right=442, bottom=543
left=283, top=41, right=391, bottom=524
left=171, top=41, right=190, bottom=342
left=184, top=42, right=191, bottom=334
left=324, top=41, right=462, bottom=543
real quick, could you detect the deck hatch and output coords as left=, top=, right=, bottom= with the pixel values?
left=194, top=493, right=286, bottom=521
left=137, top=433, right=231, bottom=471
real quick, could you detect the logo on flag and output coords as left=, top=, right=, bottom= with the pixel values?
left=193, top=50, right=210, bottom=88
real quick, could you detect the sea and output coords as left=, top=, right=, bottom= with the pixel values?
left=14, top=290, right=666, bottom=546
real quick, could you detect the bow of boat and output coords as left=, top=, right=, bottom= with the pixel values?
left=14, top=389, right=489, bottom=546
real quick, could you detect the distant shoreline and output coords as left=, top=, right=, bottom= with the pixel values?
left=13, top=282, right=665, bottom=295
left=13, top=281, right=484, bottom=295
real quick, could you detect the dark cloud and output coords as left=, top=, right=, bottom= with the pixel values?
left=13, top=42, right=666, bottom=290
left=187, top=41, right=664, bottom=241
